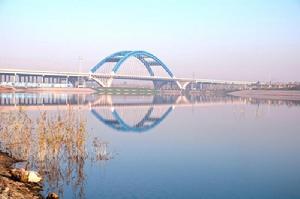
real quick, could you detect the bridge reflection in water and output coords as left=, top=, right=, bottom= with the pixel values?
left=1, top=93, right=299, bottom=133
left=91, top=106, right=173, bottom=133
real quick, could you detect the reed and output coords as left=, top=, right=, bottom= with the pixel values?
left=0, top=107, right=111, bottom=198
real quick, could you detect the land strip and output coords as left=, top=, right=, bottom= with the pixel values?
left=229, top=90, right=300, bottom=101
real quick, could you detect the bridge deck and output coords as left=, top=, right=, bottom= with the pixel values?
left=0, top=68, right=256, bottom=85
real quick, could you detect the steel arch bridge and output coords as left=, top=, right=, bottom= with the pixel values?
left=89, top=50, right=185, bottom=89
left=0, top=50, right=256, bottom=91
left=90, top=51, right=174, bottom=77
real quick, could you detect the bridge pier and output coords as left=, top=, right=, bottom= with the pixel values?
left=12, top=74, right=16, bottom=83
left=48, top=77, right=52, bottom=84
left=91, top=76, right=114, bottom=88
left=176, top=80, right=192, bottom=90
left=3, top=74, right=8, bottom=82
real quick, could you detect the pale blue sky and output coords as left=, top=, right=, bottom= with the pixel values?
left=0, top=0, right=299, bottom=81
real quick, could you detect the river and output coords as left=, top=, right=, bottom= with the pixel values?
left=0, top=92, right=300, bottom=199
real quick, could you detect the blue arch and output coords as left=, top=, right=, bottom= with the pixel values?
left=90, top=51, right=174, bottom=78
left=91, top=106, right=173, bottom=133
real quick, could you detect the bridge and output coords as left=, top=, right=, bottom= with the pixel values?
left=0, top=51, right=256, bottom=91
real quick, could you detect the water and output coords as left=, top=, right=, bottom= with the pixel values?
left=1, top=93, right=300, bottom=199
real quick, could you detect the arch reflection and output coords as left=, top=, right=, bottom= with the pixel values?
left=91, top=106, right=173, bottom=133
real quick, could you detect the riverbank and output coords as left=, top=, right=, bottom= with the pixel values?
left=0, top=87, right=95, bottom=94
left=229, top=90, right=300, bottom=101
left=0, top=87, right=15, bottom=92
left=0, top=152, right=42, bottom=198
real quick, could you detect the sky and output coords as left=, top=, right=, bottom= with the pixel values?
left=0, top=0, right=300, bottom=82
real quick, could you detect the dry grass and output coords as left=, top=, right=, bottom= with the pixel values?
left=0, top=108, right=112, bottom=198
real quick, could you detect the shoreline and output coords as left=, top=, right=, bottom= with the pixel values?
left=0, top=87, right=96, bottom=94
left=229, top=90, right=300, bottom=101
left=0, top=151, right=43, bottom=198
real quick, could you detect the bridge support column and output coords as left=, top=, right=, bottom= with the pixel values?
left=91, top=76, right=113, bottom=88
left=198, top=83, right=203, bottom=90
left=13, top=74, right=16, bottom=83
left=106, top=78, right=113, bottom=88
left=66, top=76, right=69, bottom=85
left=176, top=81, right=192, bottom=91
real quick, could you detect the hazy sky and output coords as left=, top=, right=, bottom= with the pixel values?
left=0, top=0, right=299, bottom=81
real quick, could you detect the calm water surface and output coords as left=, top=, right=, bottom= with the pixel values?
left=0, top=93, right=300, bottom=199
